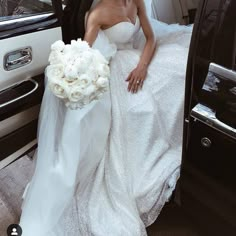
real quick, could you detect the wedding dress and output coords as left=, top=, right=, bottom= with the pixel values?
left=20, top=5, right=192, bottom=236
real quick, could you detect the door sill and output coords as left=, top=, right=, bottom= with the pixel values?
left=0, top=139, right=37, bottom=170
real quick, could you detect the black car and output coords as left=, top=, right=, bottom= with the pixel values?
left=0, top=0, right=235, bottom=235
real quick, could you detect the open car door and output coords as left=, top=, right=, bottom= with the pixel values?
left=0, top=0, right=63, bottom=169
left=181, top=0, right=236, bottom=235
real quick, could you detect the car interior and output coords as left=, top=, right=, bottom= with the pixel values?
left=0, top=0, right=235, bottom=235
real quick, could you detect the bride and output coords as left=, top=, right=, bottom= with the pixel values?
left=20, top=0, right=192, bottom=235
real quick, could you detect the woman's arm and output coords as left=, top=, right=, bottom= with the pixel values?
left=84, top=10, right=101, bottom=46
left=126, top=0, right=156, bottom=93
left=137, top=0, right=156, bottom=69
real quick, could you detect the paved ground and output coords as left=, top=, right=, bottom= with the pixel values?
left=0, top=156, right=34, bottom=236
left=0, top=156, right=200, bottom=236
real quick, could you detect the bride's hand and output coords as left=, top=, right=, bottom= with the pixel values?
left=126, top=64, right=147, bottom=93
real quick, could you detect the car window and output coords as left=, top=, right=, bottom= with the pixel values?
left=0, top=0, right=54, bottom=22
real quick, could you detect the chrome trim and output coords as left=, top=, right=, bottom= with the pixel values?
left=0, top=79, right=39, bottom=109
left=0, top=13, right=54, bottom=27
left=209, top=63, right=236, bottom=82
left=191, top=104, right=236, bottom=140
left=185, top=118, right=190, bottom=123
left=4, top=47, right=32, bottom=71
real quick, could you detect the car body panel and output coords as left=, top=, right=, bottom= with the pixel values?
left=0, top=3, right=62, bottom=169
left=0, top=25, right=61, bottom=89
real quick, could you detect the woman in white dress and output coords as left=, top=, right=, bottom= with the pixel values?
left=20, top=0, right=192, bottom=235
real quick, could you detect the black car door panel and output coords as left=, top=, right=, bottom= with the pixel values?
left=181, top=0, right=236, bottom=235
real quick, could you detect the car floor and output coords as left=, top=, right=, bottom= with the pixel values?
left=0, top=156, right=200, bottom=236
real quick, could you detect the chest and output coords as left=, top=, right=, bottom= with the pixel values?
left=116, top=1, right=137, bottom=19
left=106, top=0, right=138, bottom=25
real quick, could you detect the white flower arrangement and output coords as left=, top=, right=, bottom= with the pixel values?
left=46, top=39, right=110, bottom=109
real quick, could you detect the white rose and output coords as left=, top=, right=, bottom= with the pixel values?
left=46, top=64, right=64, bottom=79
left=85, top=65, right=97, bottom=81
left=70, top=40, right=82, bottom=53
left=73, top=57, right=91, bottom=74
left=68, top=85, right=84, bottom=102
left=82, top=50, right=93, bottom=62
left=79, top=74, right=93, bottom=88
left=76, top=39, right=90, bottom=51
left=63, top=50, right=80, bottom=64
left=70, top=39, right=90, bottom=53
left=64, top=63, right=79, bottom=81
left=48, top=51, right=64, bottom=65
left=70, top=40, right=77, bottom=46
left=96, top=64, right=110, bottom=77
left=96, top=76, right=109, bottom=89
left=51, top=40, right=65, bottom=52
left=63, top=44, right=73, bottom=54
left=66, top=74, right=92, bottom=90
left=76, top=38, right=83, bottom=43
left=82, top=84, right=98, bottom=105
left=83, top=84, right=96, bottom=98
left=49, top=77, right=69, bottom=99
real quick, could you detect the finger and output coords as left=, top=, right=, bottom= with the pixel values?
left=137, top=74, right=146, bottom=91
left=126, top=72, right=132, bottom=81
left=135, top=76, right=145, bottom=93
left=128, top=74, right=137, bottom=92
left=138, top=81, right=144, bottom=92
left=135, top=81, right=142, bottom=93
left=137, top=81, right=143, bottom=93
left=140, top=80, right=144, bottom=89
left=131, top=77, right=139, bottom=93
left=133, top=79, right=140, bottom=93
left=128, top=76, right=135, bottom=91
left=133, top=80, right=139, bottom=93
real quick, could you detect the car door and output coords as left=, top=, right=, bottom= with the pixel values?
left=0, top=0, right=64, bottom=169
left=181, top=0, right=236, bottom=235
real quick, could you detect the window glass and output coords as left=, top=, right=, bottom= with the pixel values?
left=0, top=0, right=53, bottom=22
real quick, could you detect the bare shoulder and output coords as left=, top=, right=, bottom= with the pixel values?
left=87, top=2, right=110, bottom=26
left=134, top=0, right=145, bottom=11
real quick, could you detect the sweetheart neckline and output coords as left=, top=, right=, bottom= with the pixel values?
left=103, top=16, right=139, bottom=32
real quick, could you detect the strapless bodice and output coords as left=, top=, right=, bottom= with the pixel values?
left=102, top=17, right=140, bottom=50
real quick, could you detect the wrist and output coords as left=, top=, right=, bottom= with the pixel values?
left=137, top=62, right=148, bottom=70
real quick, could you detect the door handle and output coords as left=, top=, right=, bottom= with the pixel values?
left=191, top=103, right=236, bottom=140
left=209, top=63, right=236, bottom=82
left=4, top=47, right=32, bottom=71
left=7, top=54, right=31, bottom=67
left=0, top=79, right=38, bottom=109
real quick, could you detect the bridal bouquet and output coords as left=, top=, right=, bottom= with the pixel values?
left=46, top=39, right=110, bottom=109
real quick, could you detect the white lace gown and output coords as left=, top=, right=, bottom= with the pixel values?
left=20, top=16, right=192, bottom=236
